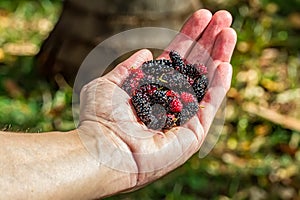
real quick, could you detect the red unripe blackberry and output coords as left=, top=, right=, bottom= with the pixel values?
left=166, top=90, right=179, bottom=97
left=181, top=92, right=196, bottom=104
left=169, top=98, right=183, bottom=113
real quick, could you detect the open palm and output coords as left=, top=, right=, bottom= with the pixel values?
left=78, top=9, right=237, bottom=192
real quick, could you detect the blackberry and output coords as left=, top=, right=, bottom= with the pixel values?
left=169, top=50, right=185, bottom=70
left=122, top=67, right=145, bottom=95
left=136, top=84, right=159, bottom=96
left=169, top=98, right=183, bottom=113
left=170, top=51, right=207, bottom=80
left=166, top=90, right=180, bottom=98
left=161, top=73, right=191, bottom=94
left=139, top=75, right=158, bottom=87
left=182, top=64, right=200, bottom=79
left=141, top=59, right=173, bottom=76
left=192, top=75, right=208, bottom=102
left=147, top=116, right=161, bottom=130
left=148, top=104, right=166, bottom=130
left=151, top=89, right=168, bottom=106
left=131, top=92, right=152, bottom=124
left=177, top=102, right=199, bottom=125
left=181, top=92, right=197, bottom=104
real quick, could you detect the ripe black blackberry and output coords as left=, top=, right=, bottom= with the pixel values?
left=169, top=50, right=185, bottom=70
left=192, top=75, right=209, bottom=102
left=176, top=102, right=199, bottom=125
left=147, top=116, right=161, bottom=130
left=136, top=84, right=159, bottom=96
left=141, top=59, right=173, bottom=76
left=148, top=104, right=166, bottom=130
left=122, top=67, right=144, bottom=95
left=131, top=92, right=152, bottom=124
left=139, top=75, right=158, bottom=88
left=161, top=73, right=192, bottom=94
left=170, top=51, right=207, bottom=80
left=182, top=64, right=201, bottom=79
left=151, top=89, right=168, bottom=107
left=187, top=63, right=208, bottom=77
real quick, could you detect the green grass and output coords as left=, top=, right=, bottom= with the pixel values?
left=0, top=0, right=74, bottom=132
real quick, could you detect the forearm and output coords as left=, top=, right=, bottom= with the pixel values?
left=0, top=130, right=135, bottom=199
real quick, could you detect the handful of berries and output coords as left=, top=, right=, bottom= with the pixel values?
left=122, top=51, right=208, bottom=130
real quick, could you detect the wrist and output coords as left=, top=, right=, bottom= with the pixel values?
left=77, top=121, right=138, bottom=198
left=0, top=129, right=137, bottom=199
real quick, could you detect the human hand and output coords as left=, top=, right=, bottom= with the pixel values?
left=78, top=9, right=236, bottom=197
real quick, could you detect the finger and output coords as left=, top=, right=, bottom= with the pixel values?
left=169, top=64, right=232, bottom=151
left=186, top=10, right=233, bottom=65
left=103, top=49, right=153, bottom=86
left=158, top=9, right=212, bottom=59
left=205, top=27, right=237, bottom=81
left=198, top=62, right=232, bottom=135
left=211, top=28, right=237, bottom=64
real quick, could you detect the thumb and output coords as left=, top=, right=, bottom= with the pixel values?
left=104, top=49, right=153, bottom=86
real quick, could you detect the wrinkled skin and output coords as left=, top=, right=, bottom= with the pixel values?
left=78, top=9, right=237, bottom=194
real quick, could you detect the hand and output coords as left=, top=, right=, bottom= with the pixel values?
left=78, top=9, right=237, bottom=196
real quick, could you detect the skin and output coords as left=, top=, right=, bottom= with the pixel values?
left=0, top=9, right=236, bottom=199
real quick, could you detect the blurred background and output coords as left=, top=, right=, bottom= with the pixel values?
left=0, top=0, right=300, bottom=199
